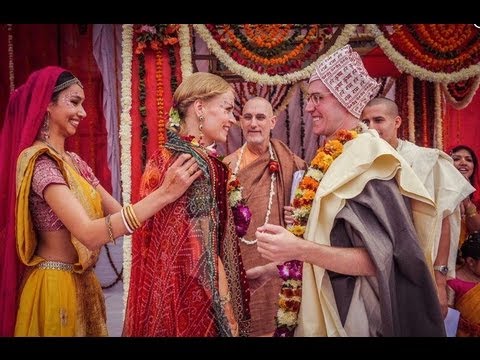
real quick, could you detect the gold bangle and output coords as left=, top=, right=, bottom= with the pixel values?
left=123, top=204, right=140, bottom=231
left=126, top=204, right=141, bottom=229
left=120, top=207, right=134, bottom=234
left=123, top=205, right=137, bottom=231
left=105, top=214, right=115, bottom=245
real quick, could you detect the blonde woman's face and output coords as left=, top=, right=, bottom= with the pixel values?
left=452, top=148, right=474, bottom=180
left=201, top=90, right=236, bottom=145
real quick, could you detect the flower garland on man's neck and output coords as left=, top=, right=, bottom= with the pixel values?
left=232, top=142, right=279, bottom=245
left=274, top=127, right=360, bottom=337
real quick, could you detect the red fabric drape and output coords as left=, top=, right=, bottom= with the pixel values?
left=0, top=24, right=59, bottom=124
left=444, top=90, right=480, bottom=155
left=362, top=46, right=401, bottom=78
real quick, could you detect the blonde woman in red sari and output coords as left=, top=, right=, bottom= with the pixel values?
left=447, top=233, right=480, bottom=336
left=0, top=66, right=200, bottom=336
left=123, top=72, right=251, bottom=337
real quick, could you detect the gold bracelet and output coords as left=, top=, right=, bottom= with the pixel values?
left=123, top=205, right=139, bottom=231
left=105, top=214, right=115, bottom=245
left=126, top=204, right=141, bottom=229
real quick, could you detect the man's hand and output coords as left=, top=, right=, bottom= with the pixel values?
left=246, top=263, right=278, bottom=294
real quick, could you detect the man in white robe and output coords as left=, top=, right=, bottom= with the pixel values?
left=249, top=45, right=446, bottom=336
left=361, top=97, right=475, bottom=317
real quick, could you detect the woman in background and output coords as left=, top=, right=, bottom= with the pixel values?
left=451, top=145, right=480, bottom=248
left=447, top=232, right=480, bottom=336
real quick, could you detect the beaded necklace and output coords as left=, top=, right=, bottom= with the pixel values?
left=41, top=140, right=80, bottom=174
left=233, top=142, right=277, bottom=245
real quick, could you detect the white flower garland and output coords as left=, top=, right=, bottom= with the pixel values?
left=366, top=24, right=480, bottom=83
left=407, top=75, right=415, bottom=143
left=441, top=75, right=480, bottom=110
left=7, top=24, right=14, bottom=93
left=120, top=24, right=134, bottom=314
left=274, top=83, right=300, bottom=116
left=193, top=24, right=357, bottom=85
left=178, top=24, right=193, bottom=78
left=234, top=142, right=276, bottom=245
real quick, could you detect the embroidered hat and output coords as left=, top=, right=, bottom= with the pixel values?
left=309, top=45, right=380, bottom=118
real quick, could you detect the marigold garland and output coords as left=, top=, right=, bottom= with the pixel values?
left=367, top=24, right=480, bottom=83
left=194, top=24, right=357, bottom=85
left=274, top=128, right=359, bottom=337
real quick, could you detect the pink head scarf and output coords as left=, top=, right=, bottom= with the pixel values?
left=309, top=45, right=380, bottom=118
left=0, top=66, right=67, bottom=336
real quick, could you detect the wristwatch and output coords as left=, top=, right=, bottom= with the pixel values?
left=433, top=265, right=449, bottom=276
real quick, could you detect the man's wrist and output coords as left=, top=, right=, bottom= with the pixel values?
left=433, top=265, right=449, bottom=276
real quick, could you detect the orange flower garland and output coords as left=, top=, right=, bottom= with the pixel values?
left=274, top=128, right=359, bottom=337
left=384, top=24, right=480, bottom=73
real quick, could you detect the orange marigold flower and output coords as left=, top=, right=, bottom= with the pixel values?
left=302, top=189, right=316, bottom=201
left=323, top=139, right=343, bottom=158
left=301, top=177, right=319, bottom=191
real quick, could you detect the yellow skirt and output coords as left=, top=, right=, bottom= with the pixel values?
left=15, top=262, right=108, bottom=336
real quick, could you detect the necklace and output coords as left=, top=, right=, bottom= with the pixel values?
left=41, top=140, right=81, bottom=174
left=233, top=142, right=277, bottom=245
left=42, top=140, right=68, bottom=161
left=180, top=135, right=219, bottom=159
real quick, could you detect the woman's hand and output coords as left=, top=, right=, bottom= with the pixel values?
left=160, top=153, right=202, bottom=204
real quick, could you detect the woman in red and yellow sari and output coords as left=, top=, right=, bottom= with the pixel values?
left=448, top=233, right=480, bottom=336
left=0, top=66, right=199, bottom=336
left=123, top=72, right=251, bottom=337
left=451, top=146, right=480, bottom=250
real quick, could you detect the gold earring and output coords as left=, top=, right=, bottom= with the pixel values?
left=40, top=113, right=50, bottom=141
left=199, top=115, right=204, bottom=143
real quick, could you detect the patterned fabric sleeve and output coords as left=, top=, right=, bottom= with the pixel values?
left=68, top=152, right=100, bottom=188
left=32, top=155, right=67, bottom=199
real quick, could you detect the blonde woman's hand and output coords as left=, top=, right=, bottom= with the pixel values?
left=160, top=153, right=202, bottom=204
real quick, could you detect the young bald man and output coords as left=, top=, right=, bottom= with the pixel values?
left=361, top=97, right=475, bottom=318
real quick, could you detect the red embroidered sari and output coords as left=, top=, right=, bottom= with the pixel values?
left=123, top=131, right=250, bottom=336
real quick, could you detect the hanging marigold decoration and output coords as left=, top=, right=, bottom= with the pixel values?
left=204, top=24, right=333, bottom=75
left=381, top=24, right=480, bottom=74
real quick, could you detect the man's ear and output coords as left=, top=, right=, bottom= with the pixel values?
left=394, top=115, right=402, bottom=130
left=270, top=115, right=278, bottom=130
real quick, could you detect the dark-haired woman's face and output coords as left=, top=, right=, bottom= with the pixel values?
left=452, top=149, right=474, bottom=180
left=47, top=84, right=86, bottom=138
